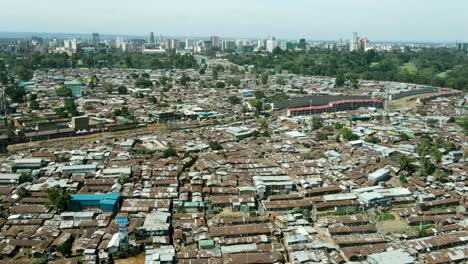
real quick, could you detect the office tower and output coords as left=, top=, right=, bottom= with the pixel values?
left=185, top=39, right=195, bottom=50
left=92, top=33, right=100, bottom=50
left=166, top=39, right=179, bottom=50
left=298, top=38, right=306, bottom=50
left=350, top=32, right=358, bottom=51
left=211, top=36, right=221, bottom=48
left=116, top=37, right=124, bottom=49
left=222, top=40, right=236, bottom=51
left=147, top=32, right=155, bottom=44
left=63, top=39, right=77, bottom=52
left=266, top=36, right=277, bottom=52
left=360, top=37, right=369, bottom=51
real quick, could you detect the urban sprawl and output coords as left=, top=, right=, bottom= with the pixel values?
left=0, top=32, right=466, bottom=264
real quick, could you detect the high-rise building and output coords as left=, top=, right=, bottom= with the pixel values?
left=222, top=40, right=236, bottom=51
left=298, top=38, right=306, bottom=50
left=166, top=39, right=179, bottom=50
left=211, top=36, right=221, bottom=48
left=185, top=39, right=195, bottom=50
left=116, top=37, right=125, bottom=49
left=63, top=39, right=77, bottom=52
left=266, top=36, right=277, bottom=52
left=147, top=32, right=155, bottom=44
left=350, top=32, right=359, bottom=51
left=92, top=33, right=100, bottom=50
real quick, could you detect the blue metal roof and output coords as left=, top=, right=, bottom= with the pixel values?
left=71, top=194, right=106, bottom=201
left=99, top=199, right=117, bottom=205
left=105, top=192, right=120, bottom=200
left=71, top=192, right=120, bottom=201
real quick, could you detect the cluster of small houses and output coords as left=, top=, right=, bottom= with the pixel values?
left=0, top=90, right=465, bottom=264
left=0, top=63, right=466, bottom=263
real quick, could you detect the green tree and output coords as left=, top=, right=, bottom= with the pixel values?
left=148, top=96, right=158, bottom=104
left=163, top=143, right=178, bottom=158
left=55, top=86, right=73, bottom=97
left=56, top=242, right=72, bottom=257
left=311, top=116, right=323, bottom=130
left=46, top=186, right=70, bottom=212
left=260, top=72, right=269, bottom=85
left=14, top=65, right=33, bottom=81
left=396, top=154, right=416, bottom=175
left=64, top=98, right=79, bottom=117
left=276, top=77, right=286, bottom=85
left=212, top=69, right=218, bottom=80
left=259, top=118, right=268, bottom=129
left=335, top=72, right=345, bottom=87
left=209, top=141, right=223, bottom=151
left=215, top=82, right=226, bottom=88
left=342, top=127, right=359, bottom=141
left=227, top=95, right=241, bottom=105
left=19, top=173, right=33, bottom=184
left=118, top=85, right=128, bottom=94
left=30, top=100, right=39, bottom=110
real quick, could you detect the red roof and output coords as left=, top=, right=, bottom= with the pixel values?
left=288, top=98, right=383, bottom=112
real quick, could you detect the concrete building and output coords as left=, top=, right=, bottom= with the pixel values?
left=64, top=80, right=82, bottom=97
left=368, top=168, right=390, bottom=185
left=266, top=36, right=278, bottom=52
left=69, top=193, right=121, bottom=212
left=147, top=32, right=155, bottom=44
left=71, top=116, right=90, bottom=131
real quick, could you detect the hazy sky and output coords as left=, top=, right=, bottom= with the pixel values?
left=1, top=0, right=467, bottom=41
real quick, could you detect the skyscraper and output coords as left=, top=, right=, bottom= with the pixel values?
left=350, top=32, right=358, bottom=51
left=266, top=36, right=277, bottom=52
left=166, top=39, right=179, bottom=50
left=92, top=33, right=100, bottom=50
left=147, top=32, right=155, bottom=44
left=298, top=38, right=306, bottom=50
left=211, top=36, right=221, bottom=48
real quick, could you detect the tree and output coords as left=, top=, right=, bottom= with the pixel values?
left=365, top=136, right=381, bottom=144
left=180, top=74, right=191, bottom=86
left=55, top=86, right=72, bottom=97
left=335, top=72, right=345, bottom=87
left=227, top=95, right=241, bottom=105
left=163, top=143, right=178, bottom=158
left=118, top=85, right=128, bottom=94
left=64, top=98, right=79, bottom=117
left=419, top=157, right=435, bottom=176
left=259, top=118, right=268, bottom=129
left=46, top=186, right=70, bottom=212
left=149, top=96, right=158, bottom=104
left=215, top=82, right=226, bottom=88
left=56, top=242, right=72, bottom=257
left=226, top=77, right=241, bottom=87
left=396, top=154, right=416, bottom=175
left=30, top=100, right=39, bottom=110
left=311, top=116, right=323, bottom=130
left=5, top=85, right=26, bottom=103
left=342, top=127, right=359, bottom=141
left=212, top=69, right=218, bottom=80
left=14, top=65, right=33, bottom=81
left=199, top=66, right=206, bottom=75
left=315, top=131, right=328, bottom=141
left=260, top=72, right=269, bottom=85
left=19, top=173, right=33, bottom=184
left=135, top=78, right=152, bottom=88
left=209, top=141, right=223, bottom=151
left=276, top=77, right=286, bottom=85
left=426, top=118, right=438, bottom=127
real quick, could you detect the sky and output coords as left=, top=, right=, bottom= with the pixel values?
left=1, top=0, right=467, bottom=42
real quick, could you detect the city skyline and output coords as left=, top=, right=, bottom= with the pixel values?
left=1, top=0, right=468, bottom=42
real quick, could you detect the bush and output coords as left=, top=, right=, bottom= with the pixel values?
left=215, top=82, right=225, bottom=88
